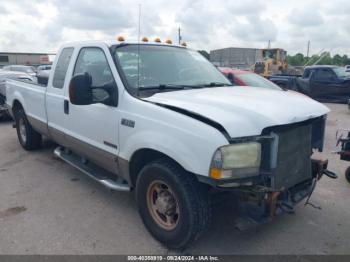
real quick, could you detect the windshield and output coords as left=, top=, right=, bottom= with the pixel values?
left=237, top=73, right=281, bottom=90
left=333, top=67, right=349, bottom=78
left=263, top=49, right=277, bottom=60
left=113, top=44, right=231, bottom=93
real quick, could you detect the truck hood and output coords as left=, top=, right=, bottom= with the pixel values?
left=143, top=87, right=330, bottom=138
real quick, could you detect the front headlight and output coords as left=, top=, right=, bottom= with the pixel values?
left=210, top=142, right=261, bottom=180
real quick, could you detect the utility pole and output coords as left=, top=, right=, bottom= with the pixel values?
left=178, top=27, right=182, bottom=45
left=306, top=40, right=310, bottom=59
left=268, top=40, right=271, bottom=49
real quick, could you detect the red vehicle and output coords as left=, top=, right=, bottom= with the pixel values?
left=219, top=67, right=281, bottom=90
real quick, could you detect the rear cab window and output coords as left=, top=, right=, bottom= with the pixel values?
left=52, top=47, right=74, bottom=89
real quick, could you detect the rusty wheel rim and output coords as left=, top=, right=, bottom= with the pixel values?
left=146, top=180, right=180, bottom=231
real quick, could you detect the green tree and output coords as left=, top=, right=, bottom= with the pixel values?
left=333, top=54, right=343, bottom=66
left=288, top=53, right=306, bottom=66
left=316, top=52, right=333, bottom=65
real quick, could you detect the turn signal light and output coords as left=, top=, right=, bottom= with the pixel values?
left=210, top=168, right=222, bottom=180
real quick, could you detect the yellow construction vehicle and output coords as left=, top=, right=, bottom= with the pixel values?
left=254, top=48, right=288, bottom=77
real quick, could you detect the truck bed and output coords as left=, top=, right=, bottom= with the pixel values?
left=6, top=79, right=48, bottom=125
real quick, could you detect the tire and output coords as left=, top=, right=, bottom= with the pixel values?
left=345, top=166, right=350, bottom=184
left=15, top=109, right=42, bottom=150
left=135, top=158, right=211, bottom=250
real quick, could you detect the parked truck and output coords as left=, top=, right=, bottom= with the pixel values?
left=6, top=40, right=336, bottom=249
left=269, top=65, right=350, bottom=103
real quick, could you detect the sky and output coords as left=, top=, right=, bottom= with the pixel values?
left=0, top=0, right=349, bottom=56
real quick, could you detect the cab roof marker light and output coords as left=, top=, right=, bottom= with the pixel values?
left=117, top=36, right=125, bottom=42
left=154, top=37, right=161, bottom=43
left=142, top=37, right=149, bottom=42
left=181, top=42, right=187, bottom=47
left=165, top=39, right=172, bottom=44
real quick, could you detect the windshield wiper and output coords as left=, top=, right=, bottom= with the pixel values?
left=137, top=82, right=233, bottom=93
left=138, top=83, right=208, bottom=91
left=201, top=82, right=233, bottom=87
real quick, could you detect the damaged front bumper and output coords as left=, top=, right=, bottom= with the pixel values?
left=236, top=158, right=337, bottom=224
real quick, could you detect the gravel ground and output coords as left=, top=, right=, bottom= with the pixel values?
left=0, top=103, right=349, bottom=255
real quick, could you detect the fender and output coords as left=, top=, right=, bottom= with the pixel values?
left=11, top=90, right=27, bottom=115
left=119, top=129, right=219, bottom=177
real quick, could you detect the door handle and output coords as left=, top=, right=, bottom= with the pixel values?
left=64, top=100, right=69, bottom=114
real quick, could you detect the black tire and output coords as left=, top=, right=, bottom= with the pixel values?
left=15, top=109, right=42, bottom=150
left=135, top=158, right=211, bottom=250
left=345, top=166, right=350, bottom=184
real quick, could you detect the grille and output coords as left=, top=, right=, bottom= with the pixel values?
left=271, top=124, right=312, bottom=190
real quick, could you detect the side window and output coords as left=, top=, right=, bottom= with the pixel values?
left=73, top=47, right=117, bottom=103
left=0, top=56, right=9, bottom=63
left=52, top=47, right=74, bottom=89
left=303, top=69, right=311, bottom=78
left=314, top=69, right=335, bottom=81
left=73, top=47, right=114, bottom=87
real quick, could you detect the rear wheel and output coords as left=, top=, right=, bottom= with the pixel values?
left=345, top=166, right=350, bottom=184
left=15, top=109, right=42, bottom=150
left=135, top=159, right=211, bottom=250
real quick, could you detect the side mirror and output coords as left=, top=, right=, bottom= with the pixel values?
left=69, top=73, right=93, bottom=105
left=227, top=73, right=235, bottom=84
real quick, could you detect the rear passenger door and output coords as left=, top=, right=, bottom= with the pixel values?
left=62, top=46, right=120, bottom=175
left=46, top=47, right=74, bottom=146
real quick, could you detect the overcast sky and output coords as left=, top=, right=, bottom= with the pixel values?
left=0, top=0, right=349, bottom=56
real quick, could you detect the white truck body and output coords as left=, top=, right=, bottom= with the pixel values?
left=5, top=40, right=333, bottom=248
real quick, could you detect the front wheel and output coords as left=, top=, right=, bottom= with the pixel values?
left=15, top=109, right=42, bottom=150
left=136, top=159, right=211, bottom=250
left=345, top=166, right=350, bottom=184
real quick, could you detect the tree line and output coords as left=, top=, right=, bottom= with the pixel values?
left=288, top=52, right=350, bottom=67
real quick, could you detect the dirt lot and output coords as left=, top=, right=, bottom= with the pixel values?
left=0, top=103, right=349, bottom=255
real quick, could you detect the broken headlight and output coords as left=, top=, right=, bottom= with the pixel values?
left=209, top=142, right=261, bottom=180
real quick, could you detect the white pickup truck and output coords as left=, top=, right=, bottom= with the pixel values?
left=6, top=40, right=336, bottom=249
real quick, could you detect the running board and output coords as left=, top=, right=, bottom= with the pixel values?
left=54, top=147, right=130, bottom=192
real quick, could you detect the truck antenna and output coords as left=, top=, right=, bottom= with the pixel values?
left=137, top=4, right=142, bottom=96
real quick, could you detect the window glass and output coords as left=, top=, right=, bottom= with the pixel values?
left=73, top=47, right=114, bottom=87
left=333, top=67, right=349, bottom=78
left=114, top=45, right=230, bottom=90
left=237, top=73, right=281, bottom=90
left=0, top=56, right=9, bottom=63
left=73, top=47, right=116, bottom=102
left=303, top=69, right=313, bottom=78
left=314, top=69, right=335, bottom=81
left=52, top=47, right=74, bottom=89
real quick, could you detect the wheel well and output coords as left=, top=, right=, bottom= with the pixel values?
left=12, top=100, right=23, bottom=115
left=129, top=149, right=188, bottom=187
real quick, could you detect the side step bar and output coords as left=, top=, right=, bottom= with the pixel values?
left=54, top=147, right=130, bottom=192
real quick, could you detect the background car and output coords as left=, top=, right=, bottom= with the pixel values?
left=2, top=65, right=37, bottom=77
left=219, top=67, right=282, bottom=90
left=269, top=65, right=350, bottom=103
left=37, top=64, right=52, bottom=72
left=36, top=69, right=51, bottom=85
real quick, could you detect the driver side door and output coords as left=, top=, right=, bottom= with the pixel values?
left=63, top=46, right=120, bottom=174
